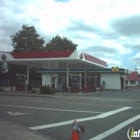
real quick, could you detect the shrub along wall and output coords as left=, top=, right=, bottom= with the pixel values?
left=40, top=85, right=55, bottom=94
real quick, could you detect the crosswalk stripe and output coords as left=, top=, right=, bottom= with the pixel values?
left=89, top=114, right=140, bottom=140
left=29, top=107, right=131, bottom=130
left=0, top=104, right=103, bottom=114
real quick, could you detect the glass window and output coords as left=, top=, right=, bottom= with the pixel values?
left=72, top=63, right=75, bottom=68
left=58, top=62, right=62, bottom=68
left=82, top=63, right=85, bottom=68
left=130, top=80, right=135, bottom=85
left=76, top=63, right=81, bottom=68
left=69, top=63, right=71, bottom=68
left=63, top=62, right=66, bottom=68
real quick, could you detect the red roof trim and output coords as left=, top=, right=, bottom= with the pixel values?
left=127, top=71, right=140, bottom=80
left=84, top=53, right=107, bottom=67
left=10, top=51, right=74, bottom=59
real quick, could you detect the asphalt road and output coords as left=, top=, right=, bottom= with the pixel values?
left=0, top=90, right=140, bottom=140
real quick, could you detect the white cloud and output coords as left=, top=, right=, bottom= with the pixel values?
left=102, top=40, right=132, bottom=54
left=101, top=58, right=123, bottom=68
left=131, top=52, right=140, bottom=62
left=0, top=0, right=140, bottom=71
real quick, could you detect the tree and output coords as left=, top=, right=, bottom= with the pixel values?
left=0, top=62, right=8, bottom=74
left=10, top=24, right=45, bottom=52
left=8, top=64, right=41, bottom=86
left=44, top=35, right=77, bottom=51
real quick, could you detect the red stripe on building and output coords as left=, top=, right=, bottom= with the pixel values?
left=10, top=51, right=74, bottom=59
left=84, top=53, right=107, bottom=67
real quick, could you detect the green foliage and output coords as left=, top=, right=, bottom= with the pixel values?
left=10, top=24, right=45, bottom=52
left=29, top=67, right=41, bottom=81
left=0, top=62, right=8, bottom=74
left=8, top=64, right=41, bottom=85
left=31, top=88, right=36, bottom=93
left=40, top=85, right=55, bottom=94
left=44, top=35, right=77, bottom=51
left=9, top=64, right=26, bottom=77
left=9, top=24, right=44, bottom=81
left=0, top=87, right=5, bottom=92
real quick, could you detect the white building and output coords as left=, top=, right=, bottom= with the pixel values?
left=126, top=71, right=140, bottom=88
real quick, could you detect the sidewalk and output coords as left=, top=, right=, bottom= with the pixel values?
left=0, top=119, right=53, bottom=140
left=0, top=87, right=97, bottom=98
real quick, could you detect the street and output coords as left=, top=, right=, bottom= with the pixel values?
left=0, top=90, right=140, bottom=140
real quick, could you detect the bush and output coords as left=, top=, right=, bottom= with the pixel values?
left=31, top=88, right=36, bottom=93
left=0, top=87, right=5, bottom=92
left=40, top=85, right=55, bottom=94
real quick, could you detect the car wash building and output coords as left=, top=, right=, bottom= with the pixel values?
left=0, top=50, right=129, bottom=92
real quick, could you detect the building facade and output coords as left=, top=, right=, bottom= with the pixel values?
left=0, top=50, right=128, bottom=91
left=126, top=71, right=140, bottom=88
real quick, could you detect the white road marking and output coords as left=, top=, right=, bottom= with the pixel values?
left=89, top=114, right=140, bottom=140
left=7, top=111, right=29, bottom=116
left=28, top=107, right=131, bottom=130
left=0, top=104, right=103, bottom=114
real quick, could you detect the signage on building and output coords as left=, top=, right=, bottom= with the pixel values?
left=1, top=53, right=7, bottom=60
left=111, top=67, right=119, bottom=72
left=70, top=73, right=82, bottom=76
left=80, top=53, right=83, bottom=59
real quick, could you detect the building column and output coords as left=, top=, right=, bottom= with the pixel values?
left=79, top=74, right=82, bottom=91
left=55, top=77, right=58, bottom=89
left=66, top=62, right=69, bottom=88
left=85, top=64, right=87, bottom=86
left=26, top=66, right=30, bottom=86
left=128, top=80, right=130, bottom=86
left=95, top=74, right=97, bottom=89
left=123, top=78, right=126, bottom=89
left=51, top=62, right=53, bottom=87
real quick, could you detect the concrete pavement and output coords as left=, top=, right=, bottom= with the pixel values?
left=0, top=87, right=55, bottom=140
left=0, top=86, right=96, bottom=97
left=0, top=87, right=96, bottom=140
left=0, top=119, right=54, bottom=140
left=0, top=87, right=139, bottom=140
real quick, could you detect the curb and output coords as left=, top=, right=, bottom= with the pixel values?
left=0, top=91, right=99, bottom=98
left=0, top=92, right=55, bottom=98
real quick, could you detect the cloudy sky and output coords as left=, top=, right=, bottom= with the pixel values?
left=0, top=0, right=140, bottom=71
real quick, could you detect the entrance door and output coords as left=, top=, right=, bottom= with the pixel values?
left=121, top=77, right=124, bottom=89
left=54, top=74, right=66, bottom=91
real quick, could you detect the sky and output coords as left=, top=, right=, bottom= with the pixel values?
left=0, top=0, right=140, bottom=72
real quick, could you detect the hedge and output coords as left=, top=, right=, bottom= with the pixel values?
left=40, top=85, right=55, bottom=94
